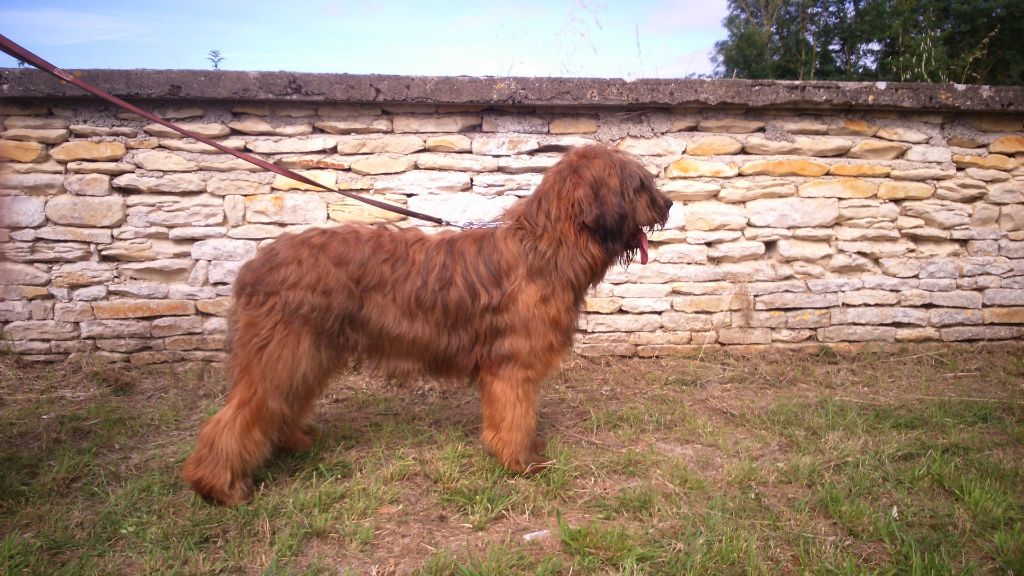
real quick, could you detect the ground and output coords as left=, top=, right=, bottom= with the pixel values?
left=1, top=344, right=1022, bottom=575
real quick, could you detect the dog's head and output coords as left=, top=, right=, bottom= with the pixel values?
left=513, top=145, right=672, bottom=266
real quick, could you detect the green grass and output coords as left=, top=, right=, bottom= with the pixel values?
left=1, top=345, right=1022, bottom=574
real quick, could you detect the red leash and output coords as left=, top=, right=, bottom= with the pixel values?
left=0, top=33, right=459, bottom=228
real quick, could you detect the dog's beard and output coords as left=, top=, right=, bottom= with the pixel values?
left=619, top=226, right=658, bottom=267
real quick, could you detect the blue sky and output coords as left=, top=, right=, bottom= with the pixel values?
left=1, top=0, right=727, bottom=78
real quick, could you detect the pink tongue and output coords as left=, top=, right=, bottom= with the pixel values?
left=639, top=232, right=649, bottom=265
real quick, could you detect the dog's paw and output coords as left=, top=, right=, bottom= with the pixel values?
left=277, top=423, right=316, bottom=453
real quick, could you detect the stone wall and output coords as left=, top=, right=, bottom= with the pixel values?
left=1, top=71, right=1023, bottom=362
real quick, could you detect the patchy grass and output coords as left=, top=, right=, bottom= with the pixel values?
left=1, top=344, right=1022, bottom=575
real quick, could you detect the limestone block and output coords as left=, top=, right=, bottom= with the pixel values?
left=660, top=180, right=720, bottom=201
left=271, top=169, right=336, bottom=191
left=45, top=195, right=125, bottom=227
left=36, top=226, right=112, bottom=244
left=586, top=313, right=662, bottom=332
left=665, top=158, right=738, bottom=178
left=819, top=325, right=896, bottom=342
left=93, top=299, right=194, bottom=319
left=953, top=154, right=1020, bottom=171
left=684, top=201, right=747, bottom=231
left=471, top=173, right=542, bottom=196
left=875, top=126, right=930, bottom=143
left=0, top=173, right=65, bottom=195
left=831, top=306, right=928, bottom=326
left=799, top=179, right=877, bottom=199
left=126, top=195, right=224, bottom=228
left=707, top=240, right=765, bottom=262
left=904, top=145, right=952, bottom=163
left=877, top=181, right=934, bottom=200
left=150, top=316, right=203, bottom=337
left=328, top=194, right=408, bottom=224
left=425, top=135, right=472, bottom=152
left=206, top=178, right=271, bottom=196
left=416, top=153, right=499, bottom=172
left=935, top=179, right=987, bottom=202
left=747, top=197, right=839, bottom=228
left=847, top=139, right=907, bottom=160
left=338, top=135, right=425, bottom=155
left=940, top=326, right=1023, bottom=341
left=144, top=122, right=229, bottom=138
left=350, top=155, right=416, bottom=175
left=63, top=173, right=112, bottom=197
left=245, top=194, right=326, bottom=224
left=901, top=200, right=971, bottom=229
left=100, top=239, right=191, bottom=261
left=989, top=135, right=1024, bottom=155
left=375, top=171, right=471, bottom=195
left=739, top=159, right=829, bottom=177
left=656, top=243, right=708, bottom=264
left=191, top=238, right=258, bottom=261
left=245, top=138, right=337, bottom=154
left=717, top=328, right=771, bottom=344
left=472, top=137, right=540, bottom=156
left=828, top=164, right=891, bottom=177
left=315, top=117, right=391, bottom=135
left=983, top=289, right=1024, bottom=306
left=2, top=320, right=78, bottom=341
left=407, top=192, right=517, bottom=226
left=615, top=137, right=685, bottom=156
left=839, top=239, right=914, bottom=258
left=686, top=135, right=743, bottom=156
left=719, top=179, right=795, bottom=202
left=776, top=239, right=834, bottom=261
left=890, top=167, right=956, bottom=181
left=133, top=150, right=198, bottom=171
left=498, top=155, right=560, bottom=173
left=986, top=181, right=1024, bottom=204
left=392, top=114, right=482, bottom=133
left=113, top=173, right=206, bottom=194
left=698, top=118, right=764, bottom=133
left=50, top=141, right=126, bottom=162
left=549, top=117, right=599, bottom=134
left=0, top=139, right=46, bottom=162
left=482, top=114, right=547, bottom=134
left=743, top=135, right=852, bottom=156
left=829, top=119, right=878, bottom=136
left=983, top=307, right=1024, bottom=324
left=0, top=196, right=46, bottom=227
left=755, top=292, right=838, bottom=309
left=67, top=161, right=135, bottom=175
left=965, top=168, right=1011, bottom=182
left=226, top=117, right=311, bottom=136
left=208, top=260, right=245, bottom=284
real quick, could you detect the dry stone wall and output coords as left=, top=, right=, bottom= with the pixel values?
left=1, top=72, right=1023, bottom=362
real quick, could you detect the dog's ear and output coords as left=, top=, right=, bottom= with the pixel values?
left=580, top=172, right=630, bottom=256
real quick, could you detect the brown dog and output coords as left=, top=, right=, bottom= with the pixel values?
left=181, top=145, right=672, bottom=505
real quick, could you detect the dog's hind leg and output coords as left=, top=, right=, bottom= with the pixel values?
left=478, top=366, right=549, bottom=474
left=182, top=319, right=336, bottom=505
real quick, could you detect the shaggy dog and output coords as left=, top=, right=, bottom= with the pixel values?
left=181, top=145, right=673, bottom=505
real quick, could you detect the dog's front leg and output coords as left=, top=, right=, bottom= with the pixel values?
left=478, top=368, right=549, bottom=473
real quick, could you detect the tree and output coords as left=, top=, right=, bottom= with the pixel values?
left=712, top=0, right=1024, bottom=85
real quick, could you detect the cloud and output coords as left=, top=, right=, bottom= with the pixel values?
left=0, top=8, right=146, bottom=47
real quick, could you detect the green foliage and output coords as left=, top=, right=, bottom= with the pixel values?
left=713, top=0, right=1024, bottom=85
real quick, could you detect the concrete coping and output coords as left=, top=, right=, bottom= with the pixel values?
left=2, top=69, right=1023, bottom=113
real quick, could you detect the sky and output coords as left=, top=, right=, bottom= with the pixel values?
left=0, top=0, right=727, bottom=78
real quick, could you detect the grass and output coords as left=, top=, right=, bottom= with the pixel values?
left=1, top=344, right=1022, bottom=574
